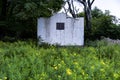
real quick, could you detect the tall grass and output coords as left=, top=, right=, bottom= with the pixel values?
left=0, top=40, right=120, bottom=80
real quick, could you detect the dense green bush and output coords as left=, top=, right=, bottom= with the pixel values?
left=0, top=41, right=120, bottom=80
left=91, top=7, right=120, bottom=40
left=0, top=0, right=63, bottom=40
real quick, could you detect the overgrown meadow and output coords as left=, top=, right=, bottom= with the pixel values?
left=0, top=40, right=120, bottom=80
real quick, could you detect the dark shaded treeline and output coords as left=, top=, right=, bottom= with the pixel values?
left=0, top=0, right=63, bottom=41
left=79, top=7, right=120, bottom=40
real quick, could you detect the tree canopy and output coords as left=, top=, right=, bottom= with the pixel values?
left=7, top=0, right=64, bottom=19
left=0, top=0, right=64, bottom=40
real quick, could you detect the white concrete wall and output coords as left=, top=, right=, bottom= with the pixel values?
left=37, top=18, right=51, bottom=43
left=37, top=13, right=84, bottom=46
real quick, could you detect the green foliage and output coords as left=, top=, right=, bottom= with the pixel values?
left=0, top=41, right=120, bottom=80
left=90, top=7, right=120, bottom=40
left=0, top=0, right=64, bottom=40
left=10, top=0, right=63, bottom=19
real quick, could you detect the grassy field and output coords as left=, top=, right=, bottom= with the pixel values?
left=0, top=40, right=120, bottom=80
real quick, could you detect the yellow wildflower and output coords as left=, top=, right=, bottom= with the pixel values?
left=66, top=68, right=72, bottom=75
left=54, top=66, right=58, bottom=70
left=91, top=66, right=95, bottom=70
left=114, top=73, right=119, bottom=79
left=4, top=77, right=7, bottom=80
left=41, top=72, right=47, bottom=77
left=73, top=62, right=78, bottom=65
left=58, top=75, right=61, bottom=78
left=100, top=60, right=105, bottom=65
left=73, top=53, right=77, bottom=56
left=82, top=70, right=85, bottom=75
left=61, top=60, right=64, bottom=64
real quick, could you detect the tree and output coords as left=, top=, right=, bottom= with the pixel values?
left=9, top=0, right=63, bottom=20
left=77, top=0, right=95, bottom=31
left=63, top=0, right=79, bottom=18
left=63, top=0, right=95, bottom=31
left=0, top=0, right=64, bottom=40
left=92, top=7, right=103, bottom=18
left=91, top=7, right=120, bottom=40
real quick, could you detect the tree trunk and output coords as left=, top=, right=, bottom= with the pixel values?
left=78, top=0, right=95, bottom=31
left=84, top=5, right=92, bottom=32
